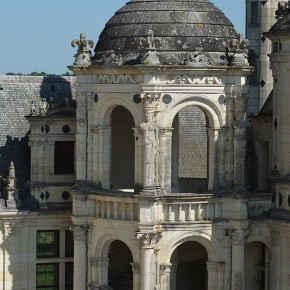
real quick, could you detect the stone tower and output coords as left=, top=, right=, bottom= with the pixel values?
left=246, top=0, right=287, bottom=114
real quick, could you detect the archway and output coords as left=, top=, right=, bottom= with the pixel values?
left=108, top=240, right=133, bottom=290
left=170, top=241, right=208, bottom=290
left=171, top=105, right=208, bottom=193
left=111, top=106, right=135, bottom=189
left=245, top=241, right=269, bottom=290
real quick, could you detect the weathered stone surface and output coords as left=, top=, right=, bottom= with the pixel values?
left=94, top=0, right=238, bottom=65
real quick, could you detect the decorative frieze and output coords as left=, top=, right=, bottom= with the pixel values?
left=166, top=75, right=223, bottom=85
left=136, top=232, right=162, bottom=248
left=94, top=74, right=138, bottom=84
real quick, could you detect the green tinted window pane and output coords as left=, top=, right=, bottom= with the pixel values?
left=65, top=230, right=74, bottom=257
left=37, top=231, right=59, bottom=258
left=36, top=263, right=59, bottom=289
left=65, top=262, right=74, bottom=290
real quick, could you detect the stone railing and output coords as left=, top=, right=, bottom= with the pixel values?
left=89, top=193, right=139, bottom=221
left=153, top=194, right=222, bottom=223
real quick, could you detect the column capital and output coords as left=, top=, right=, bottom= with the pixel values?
left=69, top=224, right=89, bottom=240
left=231, top=229, right=249, bottom=246
left=130, top=262, right=140, bottom=273
left=136, top=231, right=162, bottom=248
left=159, top=127, right=173, bottom=136
left=90, top=257, right=99, bottom=266
left=159, top=263, right=172, bottom=275
left=207, top=261, right=225, bottom=272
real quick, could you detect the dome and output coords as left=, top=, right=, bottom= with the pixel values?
left=94, top=0, right=239, bottom=66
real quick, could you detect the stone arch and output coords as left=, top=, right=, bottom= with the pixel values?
left=95, top=94, right=142, bottom=127
left=95, top=233, right=138, bottom=263
left=166, top=95, right=225, bottom=129
left=161, top=231, right=223, bottom=264
left=246, top=235, right=271, bottom=250
left=245, top=239, right=270, bottom=290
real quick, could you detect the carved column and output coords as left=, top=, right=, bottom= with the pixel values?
left=218, top=128, right=228, bottom=191
left=231, top=229, right=248, bottom=290
left=225, top=94, right=235, bottom=190
left=207, top=262, right=225, bottom=290
left=131, top=262, right=140, bottom=290
left=270, top=231, right=281, bottom=290
left=159, top=128, right=173, bottom=193
left=87, top=94, right=95, bottom=182
left=159, top=263, right=172, bottom=290
left=224, top=231, right=232, bottom=290
left=137, top=232, right=162, bottom=290
left=92, top=126, right=100, bottom=185
left=69, top=224, right=89, bottom=290
left=233, top=94, right=247, bottom=194
left=76, top=91, right=88, bottom=182
left=90, top=257, right=99, bottom=284
left=140, top=93, right=160, bottom=192
left=207, top=128, right=220, bottom=191
left=99, top=257, right=110, bottom=286
left=133, top=128, right=144, bottom=189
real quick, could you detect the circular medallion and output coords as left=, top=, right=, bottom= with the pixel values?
left=162, top=94, right=172, bottom=104
left=62, top=125, right=70, bottom=134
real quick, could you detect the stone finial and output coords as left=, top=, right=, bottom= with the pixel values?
left=5, top=162, right=20, bottom=210
left=39, top=98, right=49, bottom=116
left=140, top=29, right=161, bottom=51
left=7, top=162, right=15, bottom=189
left=30, top=101, right=37, bottom=116
left=71, top=33, right=94, bottom=66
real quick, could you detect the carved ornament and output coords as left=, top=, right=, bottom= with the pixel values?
left=69, top=224, right=89, bottom=240
left=136, top=232, right=162, bottom=248
left=94, top=74, right=138, bottom=84
left=234, top=272, right=243, bottom=290
left=71, top=33, right=94, bottom=66
left=166, top=75, right=222, bottom=85
left=130, top=262, right=139, bottom=273
left=159, top=263, right=172, bottom=275
left=231, top=229, right=249, bottom=245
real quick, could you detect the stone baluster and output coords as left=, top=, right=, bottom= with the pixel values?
left=69, top=224, right=89, bottom=290
left=114, top=201, right=118, bottom=220
left=231, top=229, right=248, bottom=290
left=186, top=204, right=193, bottom=221
left=130, top=203, right=135, bottom=221
left=159, top=263, right=172, bottom=290
left=168, top=204, right=173, bottom=221
left=137, top=232, right=162, bottom=290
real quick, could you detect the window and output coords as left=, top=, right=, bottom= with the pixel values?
left=36, top=230, right=74, bottom=290
left=250, top=2, right=259, bottom=25
left=36, top=263, right=59, bottom=290
left=37, top=231, right=59, bottom=258
left=54, top=141, right=75, bottom=174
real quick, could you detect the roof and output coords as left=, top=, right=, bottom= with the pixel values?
left=94, top=0, right=238, bottom=65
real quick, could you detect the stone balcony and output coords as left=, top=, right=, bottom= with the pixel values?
left=73, top=189, right=273, bottom=223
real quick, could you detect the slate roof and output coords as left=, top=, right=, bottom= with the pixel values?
left=0, top=75, right=76, bottom=210
left=94, top=0, right=238, bottom=65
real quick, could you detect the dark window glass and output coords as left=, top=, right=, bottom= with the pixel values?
left=54, top=141, right=75, bottom=174
left=65, top=262, right=74, bottom=290
left=36, top=263, right=59, bottom=289
left=250, top=2, right=259, bottom=25
left=65, top=230, right=74, bottom=258
left=37, top=231, right=59, bottom=258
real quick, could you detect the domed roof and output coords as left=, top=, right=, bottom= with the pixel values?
left=94, top=0, right=239, bottom=66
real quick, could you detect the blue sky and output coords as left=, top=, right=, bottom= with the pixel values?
left=0, top=0, right=245, bottom=74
